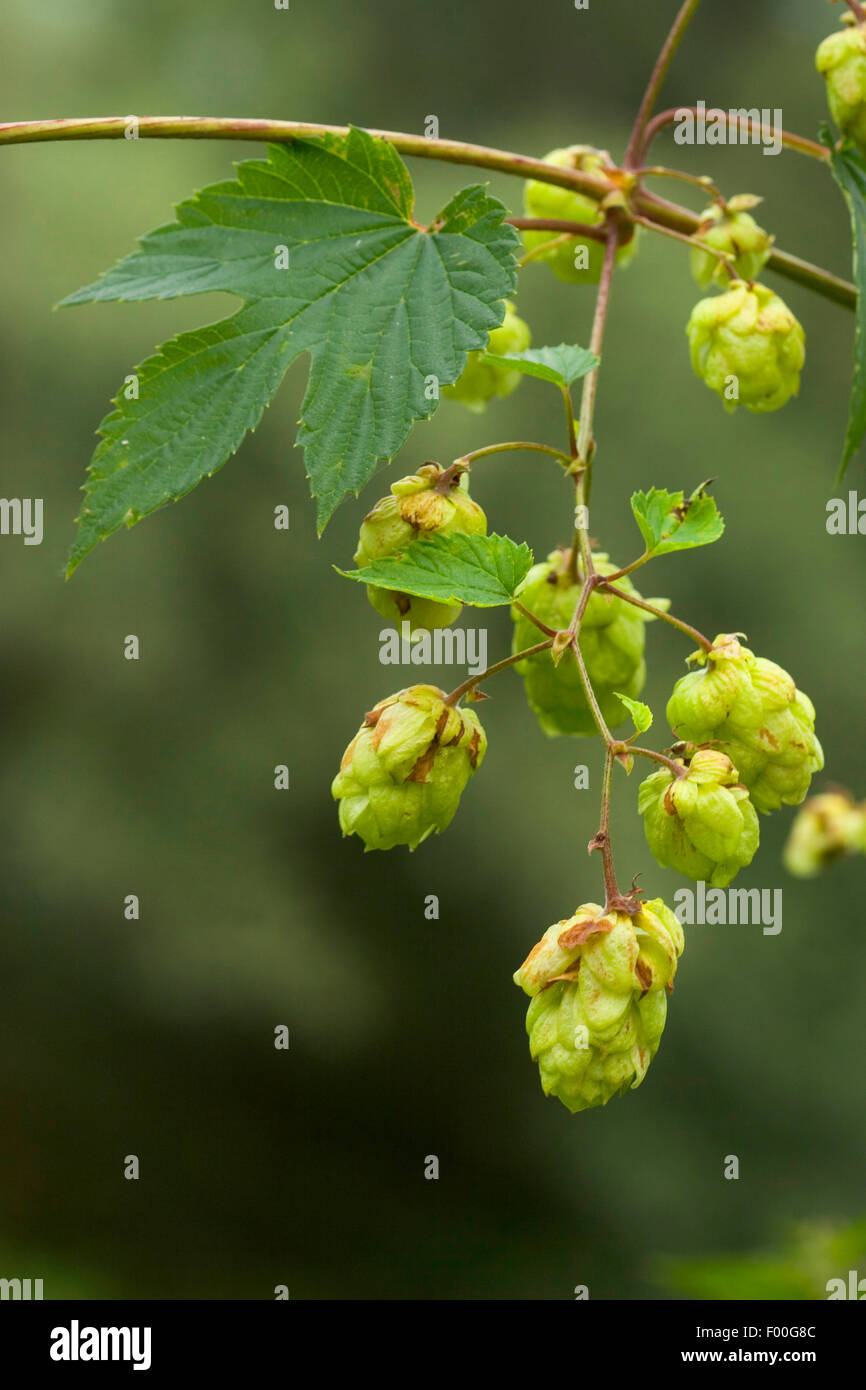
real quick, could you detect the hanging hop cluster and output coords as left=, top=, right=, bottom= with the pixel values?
left=687, top=281, right=805, bottom=413
left=521, top=144, right=638, bottom=284
left=514, top=899, right=684, bottom=1113
left=443, top=299, right=531, bottom=411
left=639, top=747, right=760, bottom=887
left=783, top=790, right=866, bottom=878
left=332, top=684, right=486, bottom=851
left=510, top=548, right=661, bottom=736
left=354, top=463, right=487, bottom=632
left=817, top=12, right=866, bottom=150
left=666, top=634, right=823, bottom=814
left=690, top=197, right=774, bottom=290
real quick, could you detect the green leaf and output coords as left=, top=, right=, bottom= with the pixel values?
left=825, top=132, right=866, bottom=479
left=337, top=532, right=533, bottom=607
left=482, top=343, right=598, bottom=388
left=630, top=482, right=724, bottom=557
left=60, top=127, right=519, bottom=572
left=615, top=693, right=653, bottom=735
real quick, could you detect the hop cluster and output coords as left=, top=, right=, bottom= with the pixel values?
left=521, top=145, right=638, bottom=284
left=332, top=685, right=486, bottom=850
left=690, top=198, right=774, bottom=290
left=816, top=15, right=866, bottom=150
left=514, top=899, right=684, bottom=1113
left=443, top=300, right=530, bottom=412
left=783, top=790, right=866, bottom=878
left=666, top=634, right=823, bottom=814
left=354, top=463, right=487, bottom=631
left=511, top=548, right=657, bottom=737
left=639, top=747, right=759, bottom=887
left=687, top=281, right=805, bottom=413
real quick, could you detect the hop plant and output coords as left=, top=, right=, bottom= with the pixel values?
left=783, top=790, right=866, bottom=878
left=332, top=685, right=486, bottom=850
left=522, top=144, right=638, bottom=284
left=442, top=300, right=531, bottom=411
left=511, top=548, right=658, bottom=736
left=690, top=197, right=774, bottom=290
left=686, top=280, right=805, bottom=413
left=354, top=463, right=487, bottom=631
left=666, top=634, right=823, bottom=814
left=638, top=747, right=759, bottom=887
left=816, top=14, right=866, bottom=150
left=514, top=899, right=684, bottom=1113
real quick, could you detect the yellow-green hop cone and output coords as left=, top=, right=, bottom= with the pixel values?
left=510, top=547, right=660, bottom=736
left=687, top=281, right=805, bottom=413
left=332, top=685, right=486, bottom=851
left=638, top=747, right=759, bottom=887
left=514, top=899, right=684, bottom=1113
left=783, top=790, right=866, bottom=877
left=666, top=634, right=823, bottom=814
left=690, top=197, right=774, bottom=290
left=354, top=463, right=486, bottom=631
left=442, top=300, right=530, bottom=411
left=816, top=15, right=866, bottom=149
left=522, top=144, right=638, bottom=284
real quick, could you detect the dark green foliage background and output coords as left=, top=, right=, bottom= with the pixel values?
left=0, top=0, right=863, bottom=1298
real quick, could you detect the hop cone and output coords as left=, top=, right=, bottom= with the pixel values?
left=354, top=463, right=486, bottom=631
left=666, top=634, right=823, bottom=814
left=511, top=548, right=659, bottom=736
left=690, top=197, right=773, bottom=290
left=816, top=15, right=866, bottom=150
left=522, top=144, right=638, bottom=284
left=443, top=300, right=530, bottom=411
left=332, top=685, right=486, bottom=850
left=783, top=790, right=866, bottom=878
left=639, top=747, right=759, bottom=887
left=514, top=899, right=684, bottom=1114
left=687, top=281, right=805, bottom=413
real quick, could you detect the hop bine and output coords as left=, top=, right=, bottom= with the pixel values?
left=687, top=281, right=805, bottom=413
left=639, top=747, right=759, bottom=887
left=332, top=685, right=486, bottom=851
left=521, top=144, right=638, bottom=284
left=511, top=548, right=662, bottom=737
left=514, top=899, right=684, bottom=1114
left=690, top=197, right=774, bottom=290
left=354, top=463, right=487, bottom=632
left=666, top=634, right=823, bottom=814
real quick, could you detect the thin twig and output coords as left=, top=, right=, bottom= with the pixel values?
left=624, top=0, right=703, bottom=169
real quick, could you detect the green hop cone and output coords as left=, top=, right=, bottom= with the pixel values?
left=510, top=547, right=661, bottom=736
left=666, top=634, right=824, bottom=814
left=514, top=898, right=684, bottom=1114
left=442, top=299, right=530, bottom=412
left=354, top=463, right=486, bottom=631
left=690, top=197, right=774, bottom=290
left=332, top=684, right=486, bottom=851
left=522, top=144, right=638, bottom=284
left=686, top=280, right=805, bottom=413
left=638, top=747, right=759, bottom=887
left=816, top=14, right=866, bottom=150
left=783, top=790, right=866, bottom=877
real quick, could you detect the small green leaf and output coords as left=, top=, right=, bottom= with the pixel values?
left=482, top=344, right=598, bottom=388
left=630, top=483, right=724, bottom=557
left=337, top=532, right=533, bottom=607
left=825, top=131, right=866, bottom=479
left=615, top=693, right=653, bottom=735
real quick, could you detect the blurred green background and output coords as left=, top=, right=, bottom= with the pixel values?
left=1, top=0, right=864, bottom=1300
